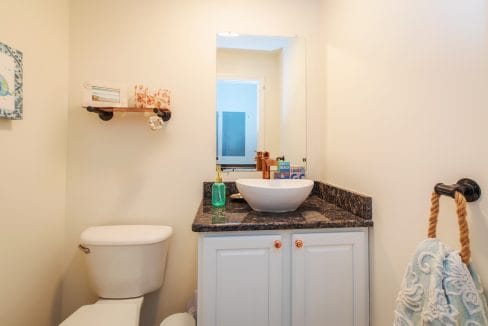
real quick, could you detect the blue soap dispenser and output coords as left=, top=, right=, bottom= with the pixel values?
left=212, top=165, right=226, bottom=207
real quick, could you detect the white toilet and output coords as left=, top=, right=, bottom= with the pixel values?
left=60, top=225, right=195, bottom=326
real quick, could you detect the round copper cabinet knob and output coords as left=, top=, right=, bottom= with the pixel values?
left=274, top=240, right=282, bottom=249
left=295, top=239, right=304, bottom=248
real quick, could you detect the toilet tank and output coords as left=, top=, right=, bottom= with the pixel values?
left=80, top=225, right=173, bottom=299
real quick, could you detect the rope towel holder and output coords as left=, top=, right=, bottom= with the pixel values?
left=428, top=178, right=481, bottom=264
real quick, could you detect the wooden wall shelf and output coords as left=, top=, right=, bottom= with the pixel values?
left=85, top=106, right=171, bottom=122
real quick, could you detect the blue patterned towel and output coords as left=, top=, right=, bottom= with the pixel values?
left=394, top=238, right=488, bottom=326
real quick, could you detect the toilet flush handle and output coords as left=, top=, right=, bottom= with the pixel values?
left=78, top=244, right=90, bottom=254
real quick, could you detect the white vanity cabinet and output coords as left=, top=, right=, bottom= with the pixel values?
left=198, top=229, right=369, bottom=326
left=291, top=231, right=368, bottom=326
left=198, top=234, right=283, bottom=326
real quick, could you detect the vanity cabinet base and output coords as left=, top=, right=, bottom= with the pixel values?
left=197, top=229, right=369, bottom=326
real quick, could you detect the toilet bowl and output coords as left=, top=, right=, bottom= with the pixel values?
left=59, top=298, right=143, bottom=326
left=59, top=225, right=195, bottom=326
left=60, top=297, right=195, bottom=326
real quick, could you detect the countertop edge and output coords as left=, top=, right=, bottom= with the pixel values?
left=192, top=191, right=374, bottom=233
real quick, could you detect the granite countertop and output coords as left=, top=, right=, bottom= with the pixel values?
left=192, top=181, right=373, bottom=232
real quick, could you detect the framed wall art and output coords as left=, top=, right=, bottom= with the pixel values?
left=0, top=42, right=23, bottom=120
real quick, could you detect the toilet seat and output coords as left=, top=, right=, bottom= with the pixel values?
left=59, top=298, right=143, bottom=326
left=160, top=313, right=195, bottom=326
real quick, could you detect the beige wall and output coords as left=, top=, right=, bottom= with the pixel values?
left=0, top=0, right=69, bottom=325
left=63, top=1, right=216, bottom=325
left=64, top=0, right=324, bottom=325
left=217, top=48, right=282, bottom=156
left=322, top=0, right=488, bottom=325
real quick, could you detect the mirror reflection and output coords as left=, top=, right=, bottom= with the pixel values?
left=216, top=34, right=307, bottom=171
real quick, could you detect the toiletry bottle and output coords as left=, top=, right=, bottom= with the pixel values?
left=212, top=166, right=226, bottom=207
left=256, top=151, right=263, bottom=171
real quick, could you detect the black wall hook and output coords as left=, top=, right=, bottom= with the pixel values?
left=154, top=108, right=171, bottom=122
left=434, top=178, right=481, bottom=202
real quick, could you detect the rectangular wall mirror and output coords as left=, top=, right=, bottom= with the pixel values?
left=216, top=33, right=307, bottom=171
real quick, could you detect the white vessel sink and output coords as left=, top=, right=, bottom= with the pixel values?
left=236, top=179, right=314, bottom=213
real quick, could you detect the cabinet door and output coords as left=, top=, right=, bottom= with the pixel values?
left=199, top=235, right=283, bottom=326
left=292, top=232, right=368, bottom=326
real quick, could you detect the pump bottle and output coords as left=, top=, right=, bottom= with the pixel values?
left=212, top=165, right=226, bottom=207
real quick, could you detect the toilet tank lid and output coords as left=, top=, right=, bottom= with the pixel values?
left=81, top=225, right=173, bottom=246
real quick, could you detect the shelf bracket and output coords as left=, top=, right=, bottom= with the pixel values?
left=87, top=107, right=114, bottom=121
